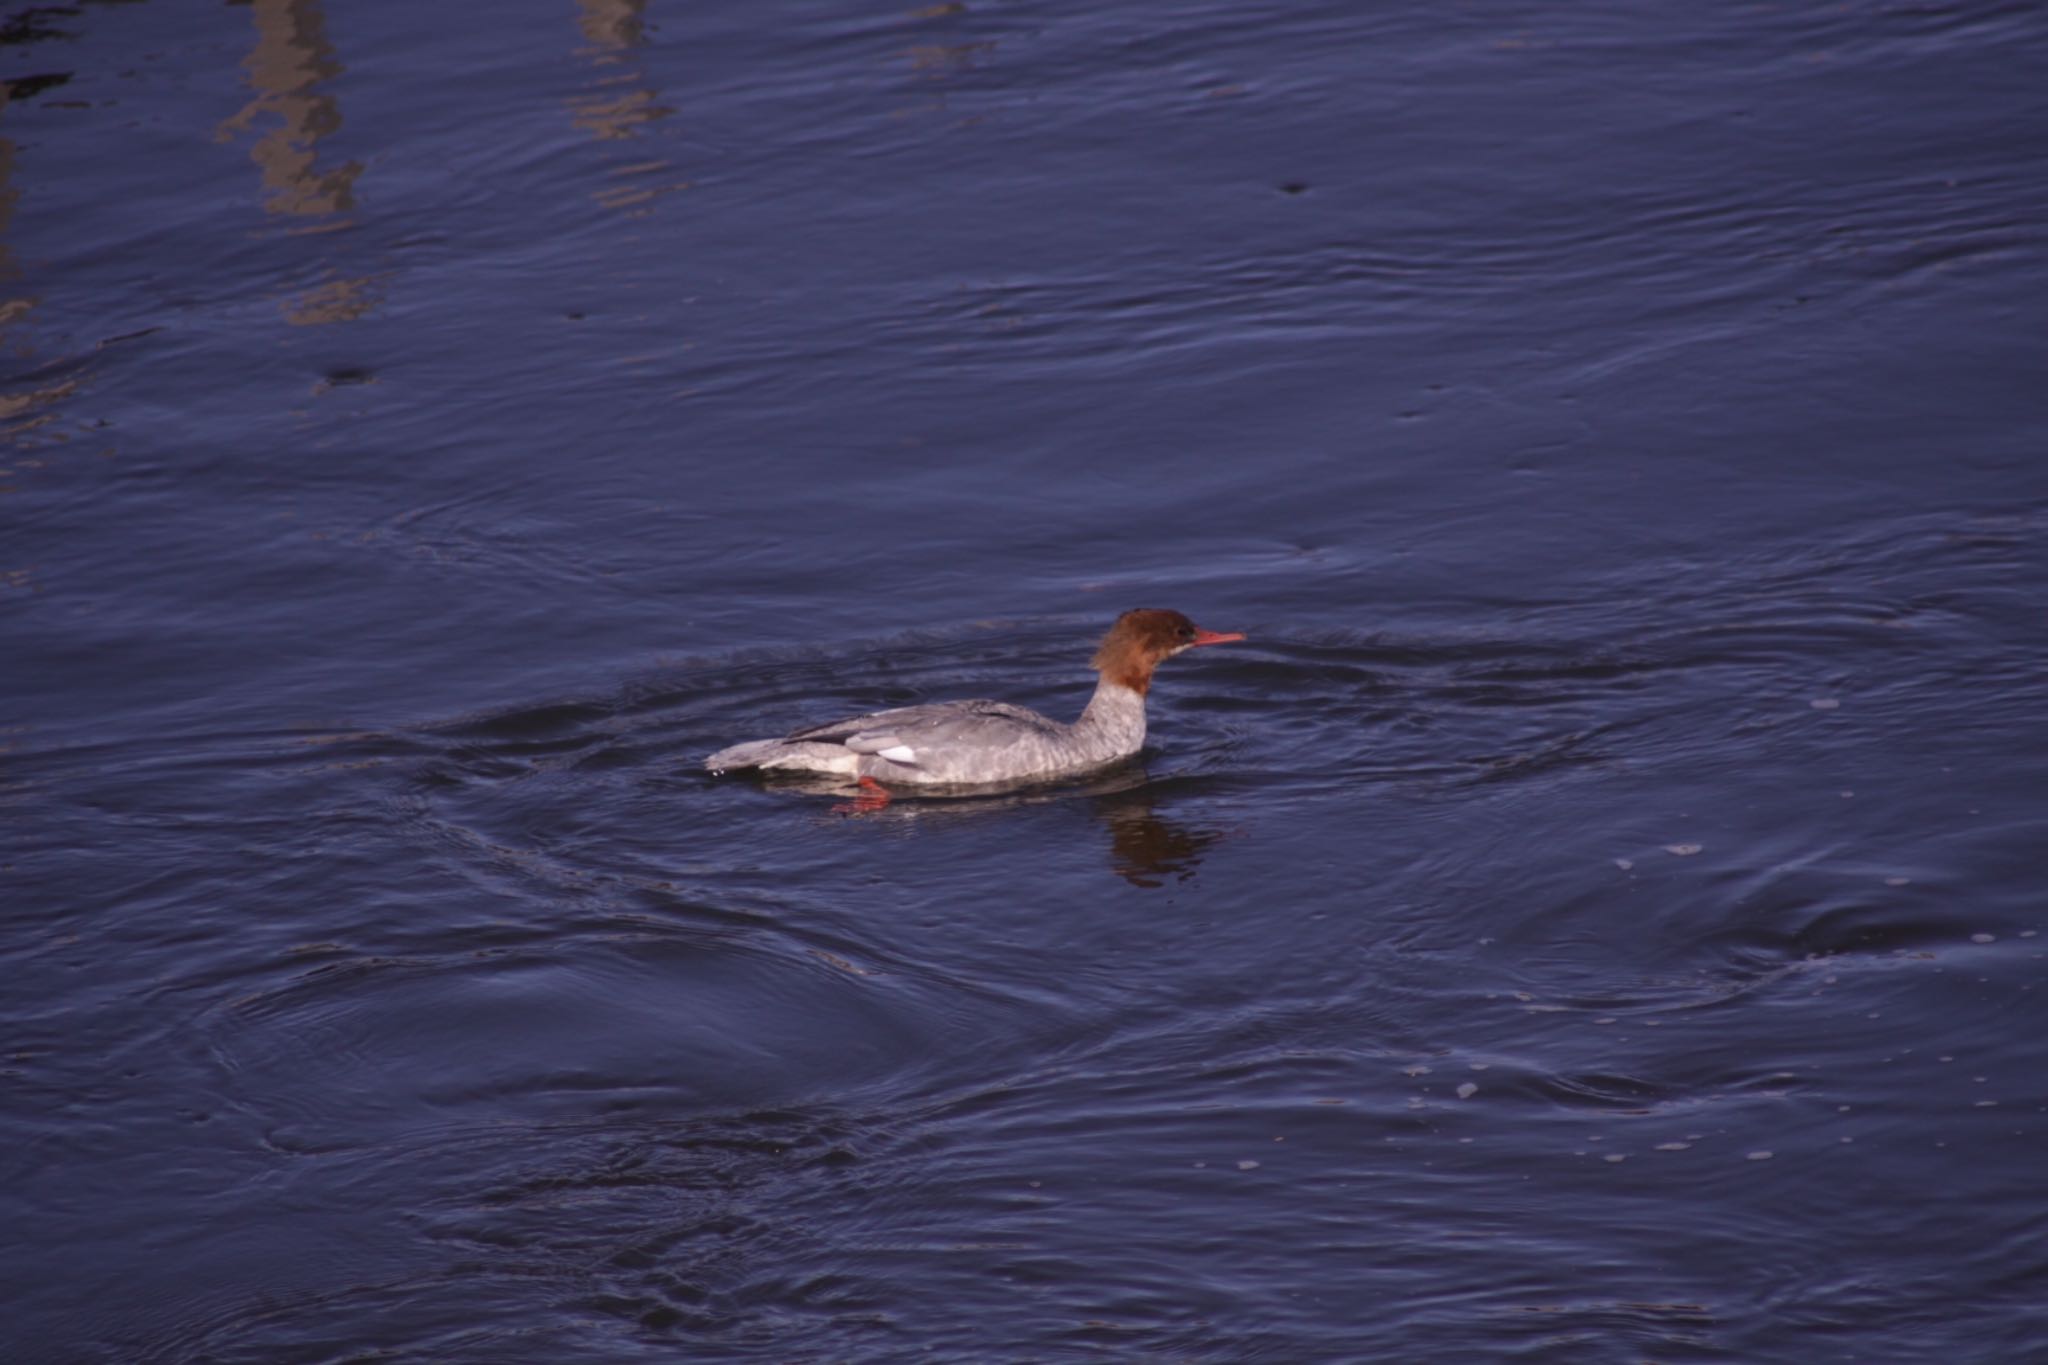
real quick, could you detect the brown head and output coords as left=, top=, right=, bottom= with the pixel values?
left=1091, top=608, right=1246, bottom=694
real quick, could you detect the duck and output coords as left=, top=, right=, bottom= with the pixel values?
left=704, top=608, right=1244, bottom=804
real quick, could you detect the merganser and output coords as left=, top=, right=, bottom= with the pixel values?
left=704, top=609, right=1245, bottom=801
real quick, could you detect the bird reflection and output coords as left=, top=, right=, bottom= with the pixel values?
left=1093, top=785, right=1229, bottom=889
left=761, top=765, right=1230, bottom=888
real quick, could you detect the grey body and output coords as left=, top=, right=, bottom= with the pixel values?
left=705, top=675, right=1150, bottom=787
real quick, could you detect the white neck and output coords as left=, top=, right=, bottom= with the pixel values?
left=1072, top=675, right=1148, bottom=762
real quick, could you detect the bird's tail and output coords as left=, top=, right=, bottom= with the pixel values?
left=704, top=737, right=791, bottom=772
left=705, top=737, right=864, bottom=775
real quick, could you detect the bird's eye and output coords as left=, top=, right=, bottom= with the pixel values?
left=1179, top=625, right=1195, bottom=640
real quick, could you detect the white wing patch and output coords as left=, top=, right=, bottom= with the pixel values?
left=877, top=744, right=919, bottom=765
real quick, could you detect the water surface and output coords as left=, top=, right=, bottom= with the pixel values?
left=5, top=1, right=2046, bottom=1359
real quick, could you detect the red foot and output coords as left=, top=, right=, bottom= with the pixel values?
left=833, top=776, right=893, bottom=816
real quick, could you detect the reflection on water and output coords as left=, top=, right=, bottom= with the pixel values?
left=1094, top=786, right=1231, bottom=889
left=215, top=0, right=381, bottom=326
left=903, top=0, right=998, bottom=127
left=215, top=0, right=362, bottom=218
left=760, top=766, right=1232, bottom=888
left=0, top=133, right=32, bottom=338
left=575, top=0, right=649, bottom=51
left=569, top=0, right=685, bottom=215
left=0, top=70, right=139, bottom=507
left=567, top=2, right=665, bottom=142
left=283, top=268, right=384, bottom=327
left=907, top=40, right=996, bottom=75
left=0, top=372, right=77, bottom=430
left=568, top=78, right=671, bottom=144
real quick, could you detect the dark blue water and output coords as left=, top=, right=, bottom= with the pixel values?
left=6, top=2, right=2047, bottom=1359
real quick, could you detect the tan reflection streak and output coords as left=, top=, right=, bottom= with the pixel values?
left=283, top=272, right=385, bottom=327
left=568, top=0, right=684, bottom=214
left=216, top=0, right=362, bottom=218
left=908, top=41, right=995, bottom=72
left=0, top=378, right=78, bottom=422
left=0, top=134, right=17, bottom=267
left=568, top=79, right=673, bottom=142
left=0, top=374, right=84, bottom=488
left=576, top=0, right=648, bottom=51
left=0, top=133, right=35, bottom=331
